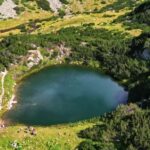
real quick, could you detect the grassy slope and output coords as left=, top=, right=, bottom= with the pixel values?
left=0, top=0, right=144, bottom=38
left=0, top=0, right=148, bottom=149
left=0, top=121, right=96, bottom=150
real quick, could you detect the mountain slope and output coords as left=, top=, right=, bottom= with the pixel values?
left=0, top=0, right=149, bottom=150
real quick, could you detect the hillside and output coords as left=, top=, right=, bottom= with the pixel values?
left=0, top=0, right=150, bottom=150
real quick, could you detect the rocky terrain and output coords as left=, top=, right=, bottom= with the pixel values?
left=47, top=0, right=62, bottom=12
left=0, top=0, right=16, bottom=19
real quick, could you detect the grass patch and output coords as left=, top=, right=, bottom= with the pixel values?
left=0, top=121, right=96, bottom=150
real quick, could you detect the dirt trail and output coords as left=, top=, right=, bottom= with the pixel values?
left=0, top=69, right=7, bottom=110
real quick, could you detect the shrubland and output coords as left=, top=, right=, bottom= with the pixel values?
left=0, top=26, right=149, bottom=81
left=77, top=104, right=150, bottom=150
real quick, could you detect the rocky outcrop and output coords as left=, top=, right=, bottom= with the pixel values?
left=47, top=0, right=62, bottom=12
left=26, top=50, right=43, bottom=69
left=0, top=0, right=17, bottom=19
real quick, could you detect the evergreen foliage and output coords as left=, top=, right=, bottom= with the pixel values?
left=36, top=0, right=51, bottom=11
left=78, top=104, right=150, bottom=150
left=0, top=26, right=149, bottom=81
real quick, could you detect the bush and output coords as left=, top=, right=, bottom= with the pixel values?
left=129, top=72, right=150, bottom=103
left=14, top=6, right=25, bottom=15
left=59, top=0, right=69, bottom=4
left=131, top=1, right=150, bottom=25
left=36, top=0, right=51, bottom=11
left=0, top=0, right=4, bottom=5
left=77, top=141, right=96, bottom=150
left=78, top=104, right=150, bottom=150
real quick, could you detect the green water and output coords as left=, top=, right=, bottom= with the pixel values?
left=5, top=65, right=128, bottom=126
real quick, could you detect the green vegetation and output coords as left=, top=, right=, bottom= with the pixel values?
left=12, top=0, right=19, bottom=5
left=0, top=26, right=149, bottom=81
left=129, top=72, right=150, bottom=106
left=0, top=0, right=150, bottom=149
left=36, top=0, right=51, bottom=11
left=0, top=0, right=4, bottom=5
left=14, top=6, right=25, bottom=15
left=58, top=9, right=66, bottom=18
left=99, top=0, right=139, bottom=13
left=114, top=1, right=150, bottom=32
left=60, top=0, right=69, bottom=4
left=130, top=32, right=150, bottom=56
left=3, top=73, right=15, bottom=105
left=0, top=121, right=95, bottom=150
left=129, top=1, right=150, bottom=25
left=77, top=104, right=150, bottom=150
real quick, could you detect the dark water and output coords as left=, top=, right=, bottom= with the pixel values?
left=5, top=65, right=128, bottom=126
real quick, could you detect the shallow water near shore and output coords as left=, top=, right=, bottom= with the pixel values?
left=4, top=65, right=128, bottom=126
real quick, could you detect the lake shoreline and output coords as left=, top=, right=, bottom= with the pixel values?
left=4, top=64, right=128, bottom=126
left=1, top=57, right=128, bottom=125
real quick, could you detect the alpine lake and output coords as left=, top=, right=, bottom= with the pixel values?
left=4, top=65, right=128, bottom=126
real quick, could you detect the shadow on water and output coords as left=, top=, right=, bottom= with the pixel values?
left=3, top=65, right=128, bottom=126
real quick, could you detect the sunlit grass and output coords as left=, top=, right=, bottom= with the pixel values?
left=36, top=10, right=125, bottom=32
left=0, top=0, right=144, bottom=38
left=0, top=121, right=96, bottom=150
left=69, top=0, right=114, bottom=13
left=0, top=11, right=52, bottom=30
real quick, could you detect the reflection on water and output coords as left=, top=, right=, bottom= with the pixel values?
left=4, top=65, right=128, bottom=126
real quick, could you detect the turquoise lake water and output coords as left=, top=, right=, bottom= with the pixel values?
left=5, top=65, right=128, bottom=125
